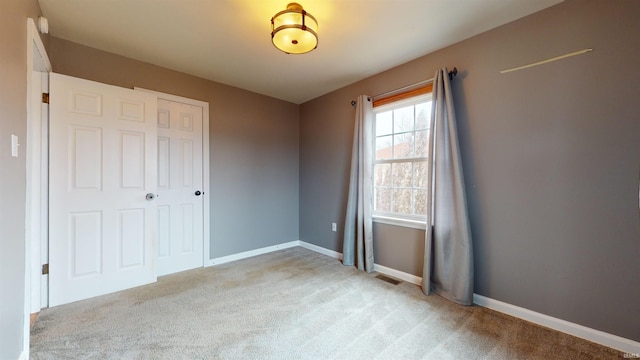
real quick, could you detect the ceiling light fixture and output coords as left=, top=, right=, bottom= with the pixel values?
left=271, top=3, right=318, bottom=54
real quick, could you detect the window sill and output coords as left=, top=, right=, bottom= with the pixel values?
left=372, top=215, right=427, bottom=230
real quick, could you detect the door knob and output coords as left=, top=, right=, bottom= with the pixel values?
left=145, top=193, right=157, bottom=201
left=195, top=190, right=203, bottom=196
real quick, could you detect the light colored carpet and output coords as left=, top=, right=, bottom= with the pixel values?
left=31, top=247, right=622, bottom=359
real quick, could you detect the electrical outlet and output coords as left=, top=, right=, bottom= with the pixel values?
left=331, top=222, right=337, bottom=232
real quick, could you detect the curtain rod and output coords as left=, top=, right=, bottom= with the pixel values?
left=350, top=67, right=457, bottom=106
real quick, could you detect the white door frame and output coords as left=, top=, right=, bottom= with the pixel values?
left=25, top=17, right=52, bottom=355
left=135, top=88, right=211, bottom=268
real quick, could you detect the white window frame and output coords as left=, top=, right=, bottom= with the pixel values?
left=372, top=93, right=432, bottom=230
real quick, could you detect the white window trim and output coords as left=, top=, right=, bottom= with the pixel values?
left=372, top=93, right=432, bottom=230
left=372, top=215, right=427, bottom=230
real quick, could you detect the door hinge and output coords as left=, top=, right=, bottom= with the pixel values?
left=42, top=93, right=49, bottom=104
left=42, top=264, right=49, bottom=275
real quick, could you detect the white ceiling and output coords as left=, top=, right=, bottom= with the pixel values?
left=38, top=0, right=562, bottom=104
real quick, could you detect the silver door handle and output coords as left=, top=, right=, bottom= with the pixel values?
left=145, top=193, right=157, bottom=201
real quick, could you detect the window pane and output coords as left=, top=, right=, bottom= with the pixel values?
left=392, top=162, right=412, bottom=188
left=393, top=106, right=414, bottom=133
left=392, top=189, right=412, bottom=214
left=416, top=102, right=431, bottom=130
left=374, top=163, right=391, bottom=186
left=414, top=189, right=428, bottom=215
left=393, top=132, right=414, bottom=159
left=372, top=98, right=433, bottom=221
left=415, top=130, right=428, bottom=158
left=375, top=188, right=391, bottom=212
left=375, top=135, right=393, bottom=160
left=376, top=111, right=393, bottom=136
left=413, top=161, right=428, bottom=188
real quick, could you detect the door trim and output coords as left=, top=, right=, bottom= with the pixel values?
left=135, top=88, right=211, bottom=266
left=25, top=17, right=52, bottom=355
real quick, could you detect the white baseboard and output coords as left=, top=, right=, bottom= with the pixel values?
left=203, top=241, right=640, bottom=355
left=473, top=294, right=640, bottom=354
left=206, top=241, right=299, bottom=266
left=373, top=263, right=422, bottom=285
left=295, top=242, right=421, bottom=285
left=298, top=241, right=343, bottom=260
left=19, top=349, right=28, bottom=360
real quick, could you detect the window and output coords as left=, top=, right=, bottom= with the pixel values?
left=373, top=93, right=432, bottom=228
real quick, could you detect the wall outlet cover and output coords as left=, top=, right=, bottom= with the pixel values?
left=11, top=134, right=19, bottom=157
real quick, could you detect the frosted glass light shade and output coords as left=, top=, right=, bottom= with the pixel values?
left=271, top=3, right=318, bottom=54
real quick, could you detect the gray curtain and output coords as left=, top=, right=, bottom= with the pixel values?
left=422, top=68, right=474, bottom=305
left=343, top=95, right=374, bottom=272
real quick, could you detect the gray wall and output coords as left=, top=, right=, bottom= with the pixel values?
left=372, top=223, right=424, bottom=276
left=49, top=38, right=300, bottom=259
left=0, top=0, right=47, bottom=358
left=299, top=0, right=640, bottom=342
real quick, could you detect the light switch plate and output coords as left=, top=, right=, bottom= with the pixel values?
left=11, top=134, right=19, bottom=157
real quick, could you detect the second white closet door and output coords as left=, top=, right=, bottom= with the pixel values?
left=156, top=98, right=204, bottom=276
